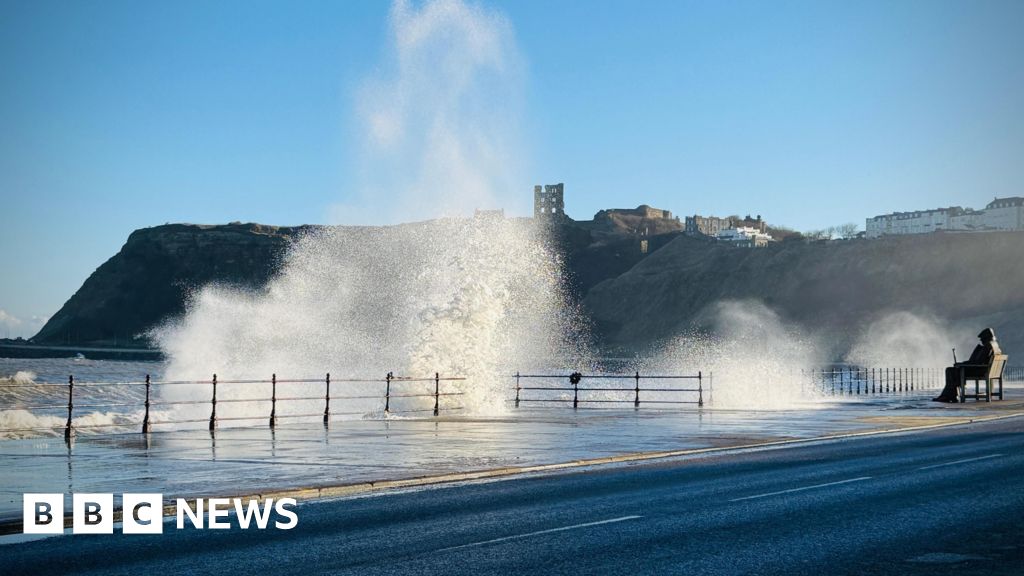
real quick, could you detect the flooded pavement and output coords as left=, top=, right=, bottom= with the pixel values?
left=2, top=389, right=1022, bottom=523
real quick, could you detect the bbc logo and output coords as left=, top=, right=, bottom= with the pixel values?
left=24, top=493, right=163, bottom=534
left=23, top=493, right=298, bottom=534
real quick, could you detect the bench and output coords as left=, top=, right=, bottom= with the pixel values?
left=959, top=354, right=1007, bottom=402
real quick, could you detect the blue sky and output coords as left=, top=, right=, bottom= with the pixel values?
left=1, top=0, right=1023, bottom=337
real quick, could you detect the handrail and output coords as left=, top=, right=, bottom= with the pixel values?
left=0, top=372, right=467, bottom=440
left=3, top=365, right=969, bottom=440
left=511, top=371, right=707, bottom=409
left=799, top=366, right=943, bottom=396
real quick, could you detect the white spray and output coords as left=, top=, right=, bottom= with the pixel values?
left=845, top=311, right=952, bottom=369
left=653, top=300, right=824, bottom=409
left=153, top=1, right=590, bottom=420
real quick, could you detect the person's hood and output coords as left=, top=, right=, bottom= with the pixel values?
left=978, top=327, right=996, bottom=341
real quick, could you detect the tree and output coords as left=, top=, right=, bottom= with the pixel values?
left=836, top=223, right=859, bottom=239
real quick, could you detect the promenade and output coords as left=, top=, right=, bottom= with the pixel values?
left=2, top=390, right=1022, bottom=528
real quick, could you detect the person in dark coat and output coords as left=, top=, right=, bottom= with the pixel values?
left=933, top=328, right=1001, bottom=403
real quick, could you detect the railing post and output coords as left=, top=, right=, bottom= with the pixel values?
left=209, top=374, right=218, bottom=431
left=433, top=372, right=440, bottom=417
left=385, top=372, right=392, bottom=414
left=323, top=372, right=331, bottom=428
left=142, top=374, right=152, bottom=434
left=573, top=374, right=579, bottom=410
left=514, top=371, right=521, bottom=408
left=698, top=371, right=704, bottom=407
left=64, top=375, right=75, bottom=441
left=269, top=373, right=278, bottom=429
left=634, top=371, right=640, bottom=408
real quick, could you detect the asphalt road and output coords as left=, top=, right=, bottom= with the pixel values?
left=4, top=416, right=1024, bottom=575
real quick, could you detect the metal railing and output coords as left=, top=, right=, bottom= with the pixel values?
left=511, top=371, right=708, bottom=408
left=0, top=372, right=465, bottom=439
left=801, top=367, right=942, bottom=396
left=3, top=364, right=1011, bottom=440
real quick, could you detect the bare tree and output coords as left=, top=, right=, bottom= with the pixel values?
left=836, top=222, right=859, bottom=239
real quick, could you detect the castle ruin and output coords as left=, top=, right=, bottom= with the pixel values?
left=534, top=183, right=566, bottom=219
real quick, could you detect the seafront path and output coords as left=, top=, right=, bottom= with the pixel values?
left=1, top=389, right=1022, bottom=531
left=4, top=405, right=1024, bottom=575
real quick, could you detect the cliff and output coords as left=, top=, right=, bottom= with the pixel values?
left=31, top=222, right=1024, bottom=360
left=32, top=220, right=670, bottom=348
left=33, top=223, right=315, bottom=346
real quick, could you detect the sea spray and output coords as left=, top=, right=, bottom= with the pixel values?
left=845, top=311, right=952, bottom=369
left=652, top=300, right=824, bottom=409
left=334, top=0, right=526, bottom=224
left=149, top=0, right=564, bottom=422
left=153, top=218, right=590, bottom=420
left=0, top=369, right=159, bottom=438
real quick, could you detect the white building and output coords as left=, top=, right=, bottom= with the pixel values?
left=865, top=197, right=1024, bottom=238
left=717, top=226, right=773, bottom=247
left=983, top=196, right=1024, bottom=231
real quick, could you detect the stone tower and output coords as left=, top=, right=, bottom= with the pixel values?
left=534, top=183, right=565, bottom=219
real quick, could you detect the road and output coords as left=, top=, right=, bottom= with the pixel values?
left=4, top=416, right=1023, bottom=575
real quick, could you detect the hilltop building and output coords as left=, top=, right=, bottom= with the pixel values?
left=473, top=208, right=505, bottom=219
left=685, top=215, right=732, bottom=237
left=685, top=214, right=767, bottom=237
left=533, top=183, right=566, bottom=219
left=592, top=205, right=679, bottom=236
left=717, top=226, right=774, bottom=248
left=866, top=197, right=1024, bottom=238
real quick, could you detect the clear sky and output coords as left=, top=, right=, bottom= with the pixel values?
left=1, top=0, right=1023, bottom=338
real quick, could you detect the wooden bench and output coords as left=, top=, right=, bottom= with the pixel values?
left=959, top=354, right=1007, bottom=402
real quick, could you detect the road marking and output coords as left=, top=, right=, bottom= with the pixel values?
left=438, top=515, right=643, bottom=552
left=918, top=454, right=1004, bottom=471
left=729, top=477, right=873, bottom=502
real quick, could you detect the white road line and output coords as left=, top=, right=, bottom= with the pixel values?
left=918, top=454, right=1004, bottom=470
left=728, top=477, right=873, bottom=502
left=437, top=515, right=643, bottom=552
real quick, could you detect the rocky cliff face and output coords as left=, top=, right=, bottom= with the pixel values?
left=584, top=231, right=1024, bottom=355
left=32, top=222, right=1024, bottom=361
left=33, top=223, right=315, bottom=346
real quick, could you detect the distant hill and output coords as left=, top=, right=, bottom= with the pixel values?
left=584, top=231, right=1024, bottom=356
left=33, top=223, right=313, bottom=347
left=31, top=221, right=1024, bottom=361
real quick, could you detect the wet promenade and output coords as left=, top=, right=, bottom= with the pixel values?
left=2, top=390, right=1022, bottom=524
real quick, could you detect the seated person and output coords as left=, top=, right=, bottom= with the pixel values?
left=933, top=328, right=1001, bottom=403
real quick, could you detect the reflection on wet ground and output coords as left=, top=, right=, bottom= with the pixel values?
left=1, top=388, right=1022, bottom=522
